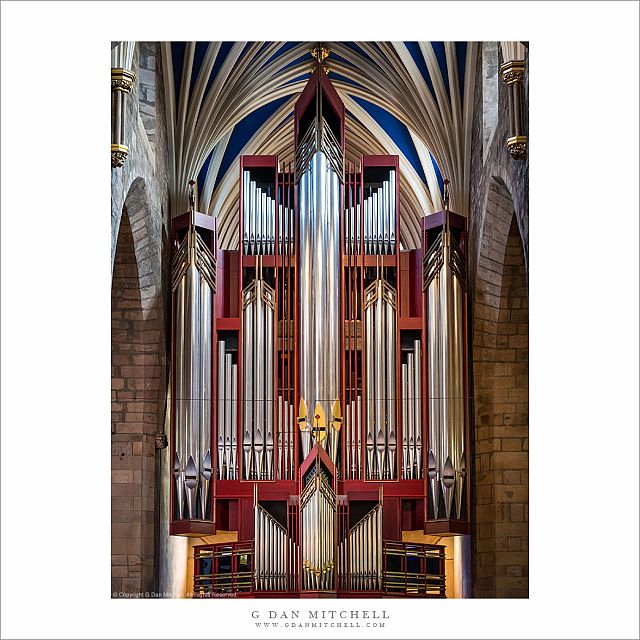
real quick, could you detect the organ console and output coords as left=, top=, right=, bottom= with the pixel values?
left=170, top=58, right=470, bottom=596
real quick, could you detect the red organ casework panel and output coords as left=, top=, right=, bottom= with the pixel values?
left=170, top=57, right=470, bottom=595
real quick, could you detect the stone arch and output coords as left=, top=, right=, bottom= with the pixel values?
left=471, top=176, right=528, bottom=598
left=111, top=177, right=167, bottom=596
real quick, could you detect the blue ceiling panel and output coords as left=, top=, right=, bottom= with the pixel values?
left=430, top=152, right=444, bottom=197
left=214, top=95, right=292, bottom=189
left=353, top=96, right=427, bottom=184
left=431, top=42, right=450, bottom=102
left=204, top=41, right=234, bottom=99
left=197, top=148, right=214, bottom=196
left=265, top=41, right=302, bottom=66
left=455, top=42, right=467, bottom=104
left=403, top=41, right=436, bottom=99
left=190, top=42, right=209, bottom=96
left=170, top=42, right=186, bottom=102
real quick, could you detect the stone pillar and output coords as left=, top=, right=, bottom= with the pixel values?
left=500, top=42, right=527, bottom=160
left=111, top=42, right=136, bottom=168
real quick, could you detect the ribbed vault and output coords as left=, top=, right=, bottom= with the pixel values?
left=161, top=41, right=481, bottom=244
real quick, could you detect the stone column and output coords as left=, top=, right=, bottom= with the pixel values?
left=111, top=42, right=136, bottom=168
left=500, top=42, right=527, bottom=160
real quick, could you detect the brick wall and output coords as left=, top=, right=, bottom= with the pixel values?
left=468, top=44, right=529, bottom=598
left=472, top=180, right=528, bottom=597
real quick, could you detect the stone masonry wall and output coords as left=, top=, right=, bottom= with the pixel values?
left=468, top=44, right=529, bottom=597
left=111, top=42, right=171, bottom=597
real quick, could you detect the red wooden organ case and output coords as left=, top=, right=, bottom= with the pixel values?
left=169, top=65, right=470, bottom=598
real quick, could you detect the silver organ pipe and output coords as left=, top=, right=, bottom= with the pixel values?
left=215, top=343, right=238, bottom=481
left=242, top=171, right=250, bottom=254
left=171, top=213, right=215, bottom=520
left=361, top=173, right=396, bottom=255
left=231, top=361, right=238, bottom=479
left=297, top=147, right=341, bottom=465
left=413, top=339, right=423, bottom=480
left=242, top=268, right=276, bottom=480
left=425, top=223, right=467, bottom=519
left=372, top=191, right=378, bottom=255
left=342, top=503, right=382, bottom=591
left=225, top=353, right=233, bottom=476
left=401, top=341, right=423, bottom=480
left=389, top=170, right=396, bottom=253
left=217, top=341, right=226, bottom=480
left=300, top=469, right=336, bottom=591
left=364, top=279, right=398, bottom=479
left=250, top=179, right=257, bottom=255
left=265, top=284, right=274, bottom=480
left=401, top=363, right=409, bottom=478
left=243, top=174, right=277, bottom=256
left=253, top=503, right=292, bottom=591
left=382, top=182, right=389, bottom=254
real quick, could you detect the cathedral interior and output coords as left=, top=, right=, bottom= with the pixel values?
left=110, top=40, right=529, bottom=599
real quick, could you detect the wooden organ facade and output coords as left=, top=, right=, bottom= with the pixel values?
left=170, top=65, right=470, bottom=598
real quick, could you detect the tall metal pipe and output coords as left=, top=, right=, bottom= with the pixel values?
left=413, top=339, right=423, bottom=480
left=231, top=363, right=238, bottom=479
left=425, top=224, right=467, bottom=519
left=401, top=362, right=409, bottom=479
left=172, top=210, right=215, bottom=520
left=298, top=150, right=341, bottom=460
left=249, top=180, right=257, bottom=255
left=386, top=287, right=397, bottom=478
left=173, top=278, right=186, bottom=518
left=389, top=170, right=396, bottom=254
left=217, top=341, right=226, bottom=479
left=225, top=352, right=233, bottom=480
left=407, top=351, right=415, bottom=479
left=242, top=290, right=253, bottom=479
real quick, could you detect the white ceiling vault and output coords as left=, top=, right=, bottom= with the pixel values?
left=160, top=41, right=478, bottom=250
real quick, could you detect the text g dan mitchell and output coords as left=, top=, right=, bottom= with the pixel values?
left=251, top=610, right=390, bottom=620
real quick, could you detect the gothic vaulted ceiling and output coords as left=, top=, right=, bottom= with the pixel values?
left=161, top=41, right=478, bottom=249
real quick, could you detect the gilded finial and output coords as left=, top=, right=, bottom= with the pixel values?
left=310, top=43, right=330, bottom=74
left=188, top=179, right=196, bottom=213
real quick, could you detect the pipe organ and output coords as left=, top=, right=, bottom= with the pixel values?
left=170, top=63, right=470, bottom=596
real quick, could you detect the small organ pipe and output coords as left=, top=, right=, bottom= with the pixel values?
left=401, top=362, right=409, bottom=478
left=365, top=279, right=398, bottom=479
left=225, top=352, right=233, bottom=479
left=407, top=352, right=415, bottom=479
left=389, top=170, right=396, bottom=254
left=347, top=503, right=382, bottom=591
left=217, top=341, right=226, bottom=480
left=413, top=339, right=423, bottom=479
left=250, top=180, right=257, bottom=255
left=242, top=171, right=250, bottom=254
left=231, top=363, right=238, bottom=479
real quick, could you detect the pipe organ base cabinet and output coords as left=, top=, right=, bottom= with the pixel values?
left=170, top=63, right=470, bottom=597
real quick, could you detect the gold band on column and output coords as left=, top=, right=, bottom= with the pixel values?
left=500, top=60, right=525, bottom=85
left=500, top=59, right=527, bottom=160
left=111, top=143, right=129, bottom=168
left=111, top=68, right=136, bottom=93
left=506, top=136, right=527, bottom=160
